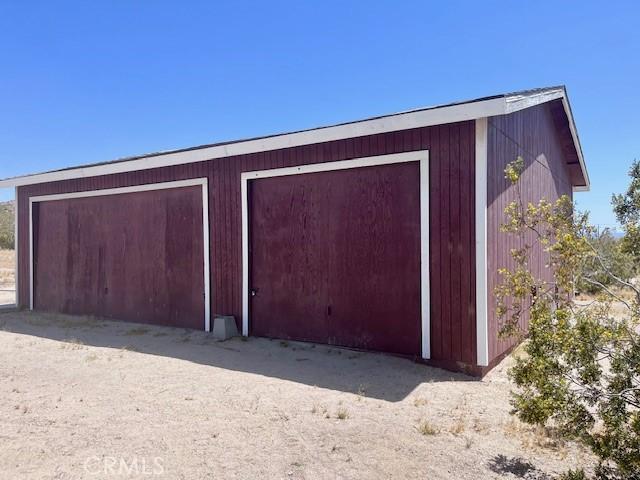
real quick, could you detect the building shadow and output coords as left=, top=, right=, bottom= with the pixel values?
left=0, top=310, right=476, bottom=402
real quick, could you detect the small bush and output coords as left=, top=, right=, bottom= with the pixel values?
left=449, top=418, right=465, bottom=435
left=336, top=408, right=349, bottom=420
left=0, top=232, right=14, bottom=250
left=417, top=419, right=438, bottom=436
left=558, top=469, right=587, bottom=480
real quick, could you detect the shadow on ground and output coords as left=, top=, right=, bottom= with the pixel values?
left=0, top=310, right=476, bottom=402
left=488, top=454, right=551, bottom=480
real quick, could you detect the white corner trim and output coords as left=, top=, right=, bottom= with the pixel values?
left=13, top=187, right=18, bottom=308
left=28, top=178, right=211, bottom=332
left=28, top=196, right=33, bottom=310
left=475, top=118, right=489, bottom=367
left=420, top=154, right=430, bottom=359
left=201, top=180, right=211, bottom=332
left=240, top=150, right=431, bottom=359
left=0, top=88, right=588, bottom=190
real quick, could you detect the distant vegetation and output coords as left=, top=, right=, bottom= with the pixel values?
left=0, top=201, right=14, bottom=250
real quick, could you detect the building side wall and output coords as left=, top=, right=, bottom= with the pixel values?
left=17, top=121, right=477, bottom=365
left=486, top=104, right=573, bottom=362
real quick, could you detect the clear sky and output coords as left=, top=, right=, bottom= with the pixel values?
left=0, top=1, right=638, bottom=228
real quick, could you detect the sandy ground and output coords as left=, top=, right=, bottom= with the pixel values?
left=0, top=249, right=15, bottom=305
left=0, top=290, right=15, bottom=305
left=0, top=311, right=594, bottom=480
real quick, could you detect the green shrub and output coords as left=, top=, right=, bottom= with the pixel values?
left=497, top=158, right=640, bottom=480
left=0, top=232, right=13, bottom=250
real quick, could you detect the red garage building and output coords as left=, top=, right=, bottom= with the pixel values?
left=0, top=86, right=589, bottom=375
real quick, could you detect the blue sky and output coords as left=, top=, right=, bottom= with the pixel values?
left=0, top=1, right=638, bottom=227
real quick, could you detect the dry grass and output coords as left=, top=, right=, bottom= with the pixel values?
left=59, top=338, right=85, bottom=350
left=0, top=249, right=14, bottom=267
left=311, top=403, right=329, bottom=417
left=125, top=326, right=150, bottom=336
left=575, top=285, right=636, bottom=319
left=503, top=418, right=568, bottom=455
left=23, top=312, right=105, bottom=329
left=0, top=249, right=15, bottom=287
left=335, top=407, right=349, bottom=420
left=85, top=353, right=98, bottom=362
left=449, top=416, right=466, bottom=435
left=412, top=396, right=428, bottom=407
left=417, top=419, right=439, bottom=436
left=472, top=417, right=490, bottom=434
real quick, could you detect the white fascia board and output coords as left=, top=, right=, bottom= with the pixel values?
left=0, top=88, right=588, bottom=189
left=505, top=88, right=589, bottom=190
left=504, top=88, right=565, bottom=113
left=0, top=98, right=507, bottom=188
left=560, top=96, right=590, bottom=190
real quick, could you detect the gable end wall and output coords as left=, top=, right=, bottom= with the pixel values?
left=486, top=103, right=574, bottom=362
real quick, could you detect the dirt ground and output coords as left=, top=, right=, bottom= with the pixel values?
left=0, top=311, right=594, bottom=479
left=0, top=249, right=15, bottom=305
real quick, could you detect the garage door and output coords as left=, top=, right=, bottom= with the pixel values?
left=249, top=161, right=422, bottom=356
left=32, top=183, right=207, bottom=329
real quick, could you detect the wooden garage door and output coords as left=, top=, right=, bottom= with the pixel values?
left=249, top=162, right=421, bottom=356
left=33, top=186, right=205, bottom=329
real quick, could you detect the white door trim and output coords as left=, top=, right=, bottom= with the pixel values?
left=28, top=178, right=211, bottom=331
left=475, top=118, right=489, bottom=367
left=241, top=150, right=431, bottom=359
left=13, top=187, right=18, bottom=307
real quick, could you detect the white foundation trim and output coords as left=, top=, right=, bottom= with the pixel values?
left=241, top=150, right=431, bottom=359
left=475, top=118, right=489, bottom=367
left=28, top=178, right=211, bottom=331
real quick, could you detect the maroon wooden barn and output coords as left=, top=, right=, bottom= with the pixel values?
left=0, top=86, right=589, bottom=375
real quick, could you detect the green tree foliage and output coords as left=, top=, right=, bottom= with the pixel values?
left=578, top=229, right=635, bottom=295
left=613, top=160, right=640, bottom=263
left=0, top=201, right=14, bottom=250
left=497, top=157, right=640, bottom=480
left=0, top=232, right=13, bottom=250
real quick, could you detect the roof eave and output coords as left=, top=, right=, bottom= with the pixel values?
left=559, top=93, right=590, bottom=191
left=0, top=87, right=589, bottom=189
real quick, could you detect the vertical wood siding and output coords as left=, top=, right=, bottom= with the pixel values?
left=17, top=121, right=477, bottom=365
left=33, top=187, right=204, bottom=328
left=487, top=104, right=573, bottom=362
left=249, top=162, right=421, bottom=356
